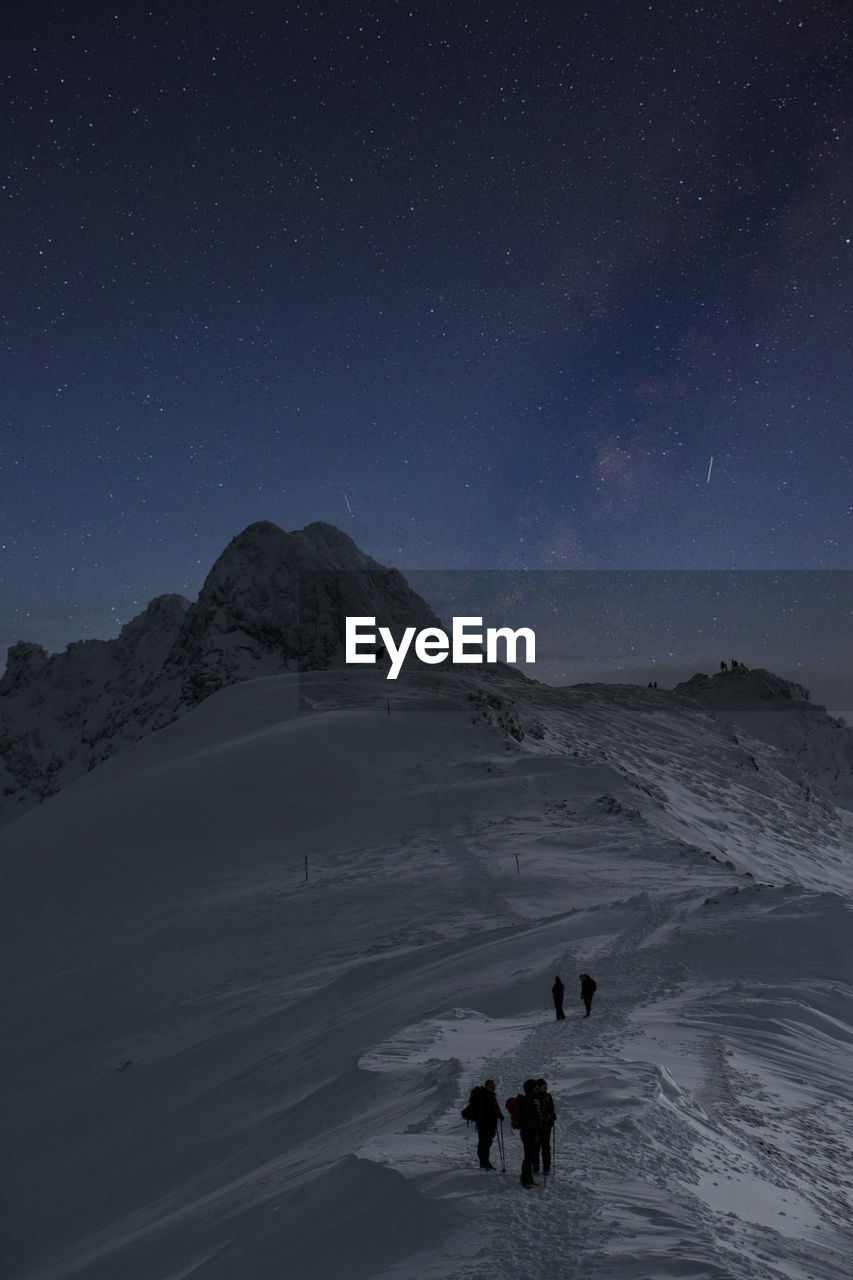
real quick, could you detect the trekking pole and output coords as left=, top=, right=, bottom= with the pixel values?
left=553, top=1126, right=556, bottom=1179
left=498, top=1120, right=506, bottom=1173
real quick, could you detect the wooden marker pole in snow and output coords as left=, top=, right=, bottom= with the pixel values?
left=515, top=854, right=520, bottom=875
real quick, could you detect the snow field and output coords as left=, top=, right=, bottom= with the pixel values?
left=2, top=667, right=853, bottom=1279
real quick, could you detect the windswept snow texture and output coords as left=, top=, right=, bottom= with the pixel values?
left=2, top=665, right=853, bottom=1279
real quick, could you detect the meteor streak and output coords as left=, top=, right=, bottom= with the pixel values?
left=706, top=456, right=714, bottom=485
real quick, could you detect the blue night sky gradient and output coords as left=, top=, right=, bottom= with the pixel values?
left=1, top=1, right=850, bottom=673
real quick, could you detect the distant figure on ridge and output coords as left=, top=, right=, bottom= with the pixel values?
left=463, top=1079, right=504, bottom=1170
left=720, top=660, right=728, bottom=672
left=535, top=1078, right=557, bottom=1177
left=579, top=972, right=597, bottom=1017
left=552, top=974, right=565, bottom=1020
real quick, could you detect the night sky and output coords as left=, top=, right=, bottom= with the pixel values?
left=2, top=2, right=850, bottom=694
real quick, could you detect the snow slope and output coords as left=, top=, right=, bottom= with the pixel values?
left=2, top=665, right=852, bottom=1280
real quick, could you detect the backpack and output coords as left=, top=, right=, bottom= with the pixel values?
left=510, top=1093, right=543, bottom=1133
left=461, top=1085, right=486, bottom=1123
left=505, top=1095, right=523, bottom=1130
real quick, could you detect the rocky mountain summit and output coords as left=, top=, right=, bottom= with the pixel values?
left=0, top=521, right=438, bottom=827
left=673, top=664, right=853, bottom=808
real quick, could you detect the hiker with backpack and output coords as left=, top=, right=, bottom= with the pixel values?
left=462, top=1079, right=504, bottom=1170
left=580, top=972, right=597, bottom=1017
left=510, top=1078, right=543, bottom=1188
left=551, top=974, right=565, bottom=1020
left=535, top=1078, right=557, bottom=1176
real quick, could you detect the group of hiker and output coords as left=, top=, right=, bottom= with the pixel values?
left=462, top=972, right=598, bottom=1187
left=463, top=1077, right=556, bottom=1187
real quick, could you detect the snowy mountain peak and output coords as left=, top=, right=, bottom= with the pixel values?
left=234, top=517, right=374, bottom=563
left=0, top=521, right=437, bottom=827
left=181, top=519, right=438, bottom=697
left=205, top=519, right=374, bottom=577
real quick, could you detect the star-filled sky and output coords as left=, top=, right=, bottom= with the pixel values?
left=2, top=1, right=850, bottom=692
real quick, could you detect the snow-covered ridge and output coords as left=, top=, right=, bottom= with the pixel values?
left=0, top=521, right=438, bottom=827
left=455, top=664, right=853, bottom=891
